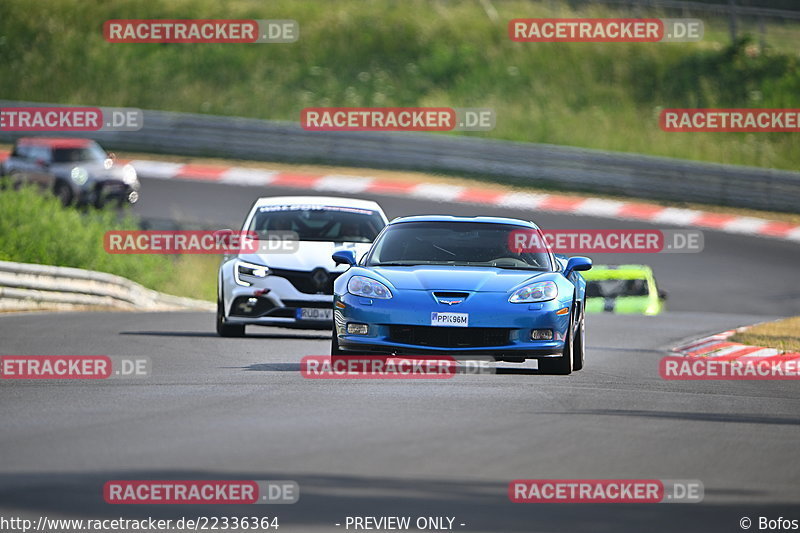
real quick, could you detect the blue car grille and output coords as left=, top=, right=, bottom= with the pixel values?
left=388, top=325, right=512, bottom=348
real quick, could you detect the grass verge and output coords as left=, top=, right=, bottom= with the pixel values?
left=1, top=0, right=799, bottom=170
left=731, top=317, right=800, bottom=352
left=0, top=185, right=217, bottom=302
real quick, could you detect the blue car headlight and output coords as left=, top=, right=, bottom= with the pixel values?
left=348, top=276, right=392, bottom=299
left=509, top=280, right=558, bottom=303
left=234, top=260, right=270, bottom=286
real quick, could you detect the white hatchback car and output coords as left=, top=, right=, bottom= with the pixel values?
left=217, top=196, right=388, bottom=336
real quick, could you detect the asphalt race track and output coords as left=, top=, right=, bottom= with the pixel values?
left=1, top=175, right=799, bottom=532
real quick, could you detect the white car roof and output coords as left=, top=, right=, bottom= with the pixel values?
left=252, top=196, right=384, bottom=212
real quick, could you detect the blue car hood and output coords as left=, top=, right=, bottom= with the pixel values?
left=372, top=266, right=546, bottom=292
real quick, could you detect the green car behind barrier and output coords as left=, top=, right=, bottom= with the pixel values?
left=583, top=264, right=667, bottom=315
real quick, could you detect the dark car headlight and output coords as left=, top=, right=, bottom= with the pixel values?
left=122, top=164, right=138, bottom=185
left=70, top=167, right=89, bottom=186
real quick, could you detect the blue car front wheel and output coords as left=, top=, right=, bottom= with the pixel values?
left=331, top=329, right=344, bottom=356
left=539, top=309, right=576, bottom=375
left=572, top=312, right=585, bottom=371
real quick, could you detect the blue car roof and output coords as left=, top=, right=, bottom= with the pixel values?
left=389, top=215, right=539, bottom=229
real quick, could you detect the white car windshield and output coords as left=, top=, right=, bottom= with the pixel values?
left=247, top=204, right=385, bottom=243
left=367, top=221, right=553, bottom=270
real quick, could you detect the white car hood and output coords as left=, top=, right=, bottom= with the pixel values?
left=237, top=241, right=372, bottom=272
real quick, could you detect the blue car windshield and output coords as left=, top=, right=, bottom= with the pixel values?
left=367, top=221, right=552, bottom=270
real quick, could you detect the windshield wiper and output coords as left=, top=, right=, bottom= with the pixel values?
left=371, top=261, right=425, bottom=266
left=495, top=266, right=547, bottom=271
left=432, top=244, right=456, bottom=256
left=461, top=261, right=547, bottom=270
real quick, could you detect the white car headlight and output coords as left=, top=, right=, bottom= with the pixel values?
left=509, top=280, right=558, bottom=303
left=348, top=276, right=392, bottom=299
left=70, top=166, right=89, bottom=185
left=122, top=164, right=138, bottom=185
left=234, top=260, right=270, bottom=286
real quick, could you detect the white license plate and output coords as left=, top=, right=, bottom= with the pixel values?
left=297, top=308, right=333, bottom=320
left=430, top=312, right=469, bottom=327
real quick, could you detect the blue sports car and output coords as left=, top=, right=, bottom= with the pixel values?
left=330, top=215, right=592, bottom=374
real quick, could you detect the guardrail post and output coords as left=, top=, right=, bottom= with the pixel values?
left=728, top=0, right=738, bottom=42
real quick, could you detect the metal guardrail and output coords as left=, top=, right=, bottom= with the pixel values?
left=1, top=100, right=799, bottom=213
left=565, top=0, right=800, bottom=47
left=583, top=0, right=800, bottom=21
left=0, top=260, right=214, bottom=312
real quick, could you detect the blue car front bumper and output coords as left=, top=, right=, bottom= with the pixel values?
left=334, top=291, right=573, bottom=359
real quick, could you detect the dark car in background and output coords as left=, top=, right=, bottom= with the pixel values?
left=0, top=137, right=140, bottom=207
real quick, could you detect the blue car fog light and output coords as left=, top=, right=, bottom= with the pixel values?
left=530, top=329, right=553, bottom=341
left=347, top=323, right=369, bottom=335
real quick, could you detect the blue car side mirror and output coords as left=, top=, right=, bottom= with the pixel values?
left=332, top=249, right=356, bottom=266
left=564, top=256, right=592, bottom=278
